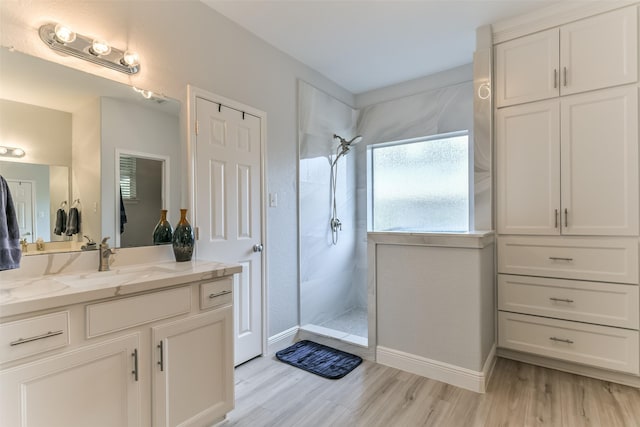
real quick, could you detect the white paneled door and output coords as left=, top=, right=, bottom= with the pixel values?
left=195, top=96, right=263, bottom=366
left=7, top=180, right=35, bottom=242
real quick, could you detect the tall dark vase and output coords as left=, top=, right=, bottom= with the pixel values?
left=172, top=209, right=194, bottom=262
left=152, top=209, right=173, bottom=245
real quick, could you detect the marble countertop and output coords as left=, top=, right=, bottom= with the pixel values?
left=0, top=260, right=242, bottom=318
left=367, top=230, right=495, bottom=249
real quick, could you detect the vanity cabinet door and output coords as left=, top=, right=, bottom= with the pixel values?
left=0, top=334, right=140, bottom=427
left=152, top=307, right=233, bottom=427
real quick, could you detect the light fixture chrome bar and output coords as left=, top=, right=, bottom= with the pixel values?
left=39, top=23, right=140, bottom=75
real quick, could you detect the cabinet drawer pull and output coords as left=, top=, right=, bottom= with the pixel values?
left=553, top=69, right=558, bottom=89
left=157, top=341, right=164, bottom=372
left=9, top=330, right=64, bottom=346
left=209, top=290, right=231, bottom=299
left=550, top=336, right=574, bottom=344
left=548, top=257, right=573, bottom=262
left=132, top=349, right=139, bottom=381
left=549, top=297, right=574, bottom=303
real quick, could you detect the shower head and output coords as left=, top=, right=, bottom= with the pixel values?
left=334, top=134, right=363, bottom=147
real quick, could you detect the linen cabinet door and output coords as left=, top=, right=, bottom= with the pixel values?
left=560, top=86, right=638, bottom=236
left=495, top=28, right=560, bottom=107
left=497, top=100, right=561, bottom=235
left=0, top=334, right=141, bottom=427
left=560, top=6, right=637, bottom=96
left=152, top=308, right=234, bottom=427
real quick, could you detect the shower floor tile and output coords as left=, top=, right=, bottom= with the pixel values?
left=320, top=308, right=368, bottom=338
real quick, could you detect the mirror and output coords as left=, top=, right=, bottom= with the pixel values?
left=0, top=47, right=181, bottom=255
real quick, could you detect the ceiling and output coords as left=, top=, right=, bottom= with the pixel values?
left=202, top=0, right=565, bottom=94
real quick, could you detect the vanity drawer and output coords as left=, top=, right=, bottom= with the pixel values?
left=498, top=274, right=639, bottom=329
left=498, top=311, right=639, bottom=374
left=498, top=236, right=638, bottom=284
left=86, top=286, right=191, bottom=338
left=0, top=311, right=70, bottom=363
left=200, top=278, right=233, bottom=310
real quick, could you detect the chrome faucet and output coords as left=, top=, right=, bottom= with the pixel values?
left=99, top=237, right=115, bottom=271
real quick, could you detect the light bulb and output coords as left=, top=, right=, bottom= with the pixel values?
left=90, top=39, right=111, bottom=56
left=121, top=51, right=139, bottom=67
left=54, top=24, right=76, bottom=43
left=12, top=148, right=25, bottom=157
left=0, top=147, right=8, bottom=155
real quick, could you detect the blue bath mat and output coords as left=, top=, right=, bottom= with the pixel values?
left=275, top=340, right=362, bottom=379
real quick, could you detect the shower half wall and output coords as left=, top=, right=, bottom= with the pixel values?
left=298, top=80, right=367, bottom=347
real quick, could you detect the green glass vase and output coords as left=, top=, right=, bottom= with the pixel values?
left=152, top=209, right=173, bottom=245
left=172, top=209, right=194, bottom=262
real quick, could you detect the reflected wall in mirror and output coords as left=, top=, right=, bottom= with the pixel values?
left=0, top=47, right=181, bottom=255
left=116, top=151, right=170, bottom=248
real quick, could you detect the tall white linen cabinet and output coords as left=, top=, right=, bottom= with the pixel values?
left=494, top=4, right=640, bottom=385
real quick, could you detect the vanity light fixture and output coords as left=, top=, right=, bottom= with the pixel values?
left=0, top=146, right=26, bottom=158
left=39, top=23, right=140, bottom=75
left=133, top=86, right=167, bottom=104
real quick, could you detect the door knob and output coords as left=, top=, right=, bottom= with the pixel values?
left=253, top=243, right=263, bottom=253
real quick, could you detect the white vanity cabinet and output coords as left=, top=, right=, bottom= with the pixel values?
left=495, top=6, right=638, bottom=108
left=497, top=86, right=639, bottom=236
left=0, top=334, right=141, bottom=427
left=153, top=307, right=233, bottom=427
left=0, top=273, right=235, bottom=427
left=495, top=4, right=640, bottom=385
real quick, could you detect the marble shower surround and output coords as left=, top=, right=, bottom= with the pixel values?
left=353, top=82, right=476, bottom=300
left=298, top=81, right=363, bottom=328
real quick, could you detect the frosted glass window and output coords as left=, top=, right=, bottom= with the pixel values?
left=371, top=133, right=469, bottom=232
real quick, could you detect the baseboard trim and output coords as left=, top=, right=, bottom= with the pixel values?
left=482, top=344, right=497, bottom=390
left=497, top=348, right=640, bottom=388
left=376, top=346, right=491, bottom=393
left=267, top=326, right=299, bottom=355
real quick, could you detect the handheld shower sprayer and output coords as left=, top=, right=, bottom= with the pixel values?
left=330, top=134, right=363, bottom=245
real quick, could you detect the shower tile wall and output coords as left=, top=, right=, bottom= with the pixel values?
left=355, top=82, right=475, bottom=272
left=298, top=81, right=363, bottom=328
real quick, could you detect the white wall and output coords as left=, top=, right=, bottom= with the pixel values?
left=0, top=99, right=72, bottom=167
left=71, top=98, right=101, bottom=244
left=101, top=97, right=180, bottom=245
left=1, top=0, right=353, bottom=337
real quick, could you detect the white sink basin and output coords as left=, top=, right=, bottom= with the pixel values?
left=54, top=265, right=175, bottom=288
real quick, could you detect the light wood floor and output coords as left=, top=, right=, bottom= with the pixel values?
left=219, top=355, right=640, bottom=427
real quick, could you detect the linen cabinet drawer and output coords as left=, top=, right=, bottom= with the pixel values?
left=0, top=311, right=70, bottom=363
left=498, top=312, right=639, bottom=374
left=498, top=275, right=639, bottom=329
left=200, top=278, right=233, bottom=310
left=498, top=236, right=638, bottom=283
left=86, top=286, right=191, bottom=338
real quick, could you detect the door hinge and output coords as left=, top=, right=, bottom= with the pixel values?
left=195, top=119, right=199, bottom=135
left=195, top=227, right=199, bottom=240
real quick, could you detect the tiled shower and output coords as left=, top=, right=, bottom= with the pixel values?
left=298, top=81, right=368, bottom=345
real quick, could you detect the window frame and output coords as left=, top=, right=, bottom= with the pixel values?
left=367, top=130, right=473, bottom=233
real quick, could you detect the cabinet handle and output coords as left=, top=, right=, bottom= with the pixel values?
left=132, top=349, right=139, bottom=381
left=209, top=290, right=232, bottom=299
left=549, top=256, right=573, bottom=262
left=554, top=209, right=559, bottom=228
left=553, top=69, right=558, bottom=89
left=157, top=341, right=164, bottom=371
left=550, top=336, right=574, bottom=344
left=563, top=67, right=567, bottom=87
left=549, top=297, right=574, bottom=303
left=9, top=330, right=63, bottom=346
left=564, top=208, right=568, bottom=227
